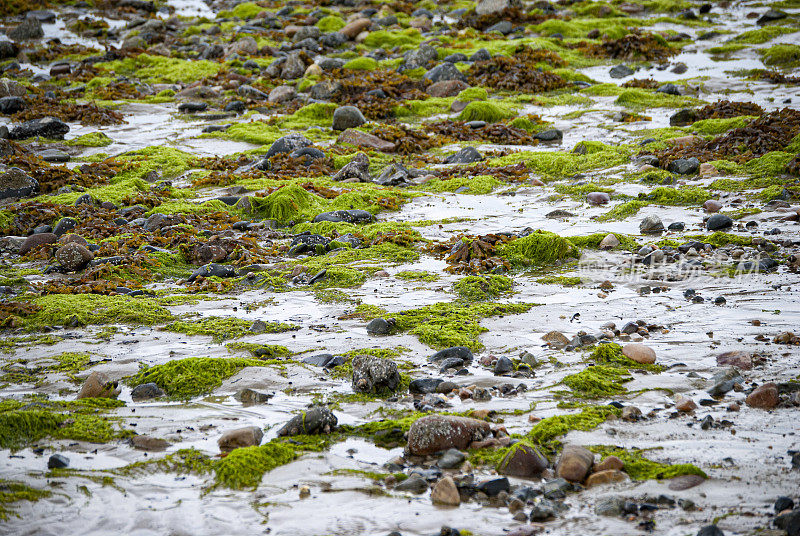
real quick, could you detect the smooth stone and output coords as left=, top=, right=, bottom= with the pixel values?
left=55, top=243, right=94, bottom=271
left=667, top=157, right=700, bottom=175
left=745, top=382, right=779, bottom=409
left=556, top=445, right=594, bottom=482
left=477, top=477, right=510, bottom=496
left=366, top=318, right=392, bottom=335
left=622, top=343, right=657, bottom=364
left=77, top=371, right=120, bottom=399
left=594, top=455, right=625, bottom=472
left=599, top=233, right=619, bottom=249
left=595, top=496, right=626, bottom=516
left=609, top=64, right=634, bottom=78
left=707, top=213, right=733, bottom=231
left=431, top=476, right=460, bottom=506
left=497, top=444, right=549, bottom=478
left=438, top=448, right=466, bottom=469
left=534, top=129, right=563, bottom=142
left=0, top=167, right=38, bottom=199
left=697, top=525, right=724, bottom=536
left=423, top=63, right=467, bottom=84
left=236, top=388, right=274, bottom=405
left=429, top=346, right=473, bottom=364
left=406, top=415, right=491, bottom=455
left=586, top=192, right=610, bottom=205
left=218, top=426, right=263, bottom=452
left=668, top=474, right=706, bottom=491
left=336, top=129, right=395, bottom=152
left=313, top=209, right=372, bottom=224
left=130, top=382, right=165, bottom=401
left=9, top=117, right=69, bottom=140
left=410, top=378, right=444, bottom=394
left=395, top=473, right=429, bottom=494
left=48, top=454, right=69, bottom=469
left=332, top=105, right=366, bottom=131
left=445, top=147, right=483, bottom=164
left=640, top=215, right=665, bottom=234
left=716, top=351, right=753, bottom=370
left=427, top=80, right=469, bottom=98
left=586, top=469, right=628, bottom=487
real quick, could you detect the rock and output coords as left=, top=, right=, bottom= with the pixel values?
left=7, top=18, right=44, bottom=41
left=476, top=0, right=520, bottom=16
left=351, top=355, right=401, bottom=393
left=445, top=147, right=483, bottom=164
left=703, top=200, right=723, bottom=213
left=366, top=318, right=392, bottom=335
left=48, top=454, right=70, bottom=469
left=0, top=42, right=18, bottom=60
left=237, top=84, right=268, bottom=100
left=477, top=477, right=510, bottom=496
left=268, top=85, right=296, bottom=103
left=586, top=469, right=627, bottom=487
left=277, top=406, right=338, bottom=436
left=529, top=498, right=564, bottom=521
left=236, top=388, right=274, bottom=405
left=493, top=356, right=513, bottom=375
left=55, top=243, right=94, bottom=271
left=313, top=209, right=373, bottom=224
left=745, top=382, right=779, bottom=409
left=599, top=234, right=619, bottom=249
left=177, top=101, right=207, bottom=114
left=757, top=9, right=787, bottom=24
left=534, top=129, right=563, bottom=142
left=131, top=435, right=170, bottom=451
left=130, top=382, right=165, bottom=401
left=622, top=343, right=656, bottom=364
left=438, top=448, right=466, bottom=469
left=407, top=415, right=491, bottom=455
left=340, top=18, right=371, bottom=39
left=264, top=134, right=312, bottom=160
left=336, top=129, right=395, bottom=152
left=218, top=426, right=263, bottom=452
left=668, top=474, right=706, bottom=490
left=657, top=83, right=681, bottom=95
left=187, top=263, right=236, bottom=282
left=395, top=473, right=429, bottom=493
left=498, top=444, right=549, bottom=478
left=696, top=525, right=724, bottom=536
left=716, top=351, right=753, bottom=370
left=0, top=78, right=25, bottom=97
left=0, top=96, right=24, bottom=114
left=428, top=80, right=469, bottom=98
left=639, top=215, right=664, bottom=234
left=424, top=63, right=467, bottom=84
left=595, top=455, right=624, bottom=472
left=706, top=213, right=733, bottom=231
left=10, top=117, right=69, bottom=140
left=77, top=371, right=120, bottom=399
left=675, top=396, right=698, bottom=412
left=556, top=445, right=594, bottom=482
left=431, top=476, right=460, bottom=506
left=595, top=496, right=626, bottom=516
left=0, top=167, right=38, bottom=200
left=331, top=152, right=371, bottom=182
left=332, top=106, right=367, bottom=131
left=609, top=64, right=635, bottom=78
left=175, top=86, right=219, bottom=99
left=19, top=233, right=57, bottom=255
left=541, top=331, right=570, bottom=348
left=699, top=163, right=718, bottom=178
left=410, top=378, right=444, bottom=394
left=667, top=157, right=700, bottom=175
left=775, top=497, right=795, bottom=513
left=38, top=148, right=69, bottom=162
left=281, top=51, right=306, bottom=80
left=586, top=192, right=610, bottom=205
left=375, top=162, right=412, bottom=186
left=403, top=44, right=438, bottom=70
left=621, top=406, right=642, bottom=421
left=430, top=346, right=473, bottom=364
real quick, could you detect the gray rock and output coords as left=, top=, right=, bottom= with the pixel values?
left=498, top=444, right=549, bottom=478
left=268, top=85, right=296, bottom=103
left=38, top=148, right=69, bottom=162
left=375, top=162, right=412, bottom=186
left=55, top=243, right=94, bottom=271
left=670, top=108, right=697, bottom=127
left=609, top=64, right=634, bottom=78
left=542, top=477, right=572, bottom=499
left=0, top=96, right=24, bottom=114
left=130, top=382, right=165, bottom=401
left=332, top=152, right=371, bottom=182
left=639, top=215, right=665, bottom=234
left=366, top=317, right=392, bottom=335
left=438, top=448, right=466, bottom=469
left=47, top=454, right=69, bottom=469
left=352, top=355, right=401, bottom=393
left=445, top=147, right=483, bottom=164
left=0, top=168, right=38, bottom=200
left=529, top=498, right=564, bottom=521
left=309, top=80, right=342, bottom=100
left=0, top=78, right=26, bottom=97
left=486, top=21, right=513, bottom=34
left=696, top=526, right=724, bottom=536
left=313, top=209, right=373, bottom=224
left=263, top=134, right=312, bottom=160
left=0, top=42, right=18, bottom=60
left=277, top=406, right=338, bottom=436
left=10, top=117, right=69, bottom=140
left=706, top=213, right=733, bottom=231
left=410, top=378, right=444, bottom=394
left=235, top=388, right=274, bottom=405
left=281, top=51, right=306, bottom=79
left=757, top=9, right=787, bottom=24
left=534, top=129, right=563, bottom=142
left=470, top=48, right=491, bottom=62
left=430, top=346, right=473, bottom=364
left=595, top=496, right=626, bottom=516
left=667, top=157, right=700, bottom=175
left=7, top=18, right=44, bottom=41
left=395, top=473, right=429, bottom=494
left=332, top=105, right=366, bottom=131
left=187, top=263, right=236, bottom=282
left=424, top=63, right=467, bottom=83
left=237, top=84, right=268, bottom=100
left=403, top=44, right=438, bottom=70
left=657, top=83, right=681, bottom=95
left=476, top=0, right=520, bottom=16
left=494, top=356, right=513, bottom=374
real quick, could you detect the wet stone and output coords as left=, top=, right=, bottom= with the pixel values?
left=351, top=355, right=401, bottom=394
left=609, top=64, right=634, bottom=78
left=218, top=426, right=263, bottom=452
left=0, top=167, right=38, bottom=200
left=313, top=209, right=372, bottom=224
left=410, top=378, right=444, bottom=394
left=277, top=406, right=338, bottom=436
left=430, top=347, right=473, bottom=364
left=10, top=117, right=69, bottom=140
left=236, top=388, right=274, bottom=405
left=366, top=318, right=392, bottom=335
left=707, top=214, right=733, bottom=231
left=438, top=448, right=466, bottom=469
left=668, top=474, right=706, bottom=491
left=395, top=473, right=429, bottom=494
left=47, top=454, right=69, bottom=469
left=332, top=106, right=366, bottom=131
left=445, top=147, right=483, bottom=164
left=406, top=415, right=491, bottom=455
left=77, top=371, right=120, bottom=400
left=130, top=382, right=165, bottom=401
left=556, top=445, right=594, bottom=482
left=595, top=496, right=625, bottom=516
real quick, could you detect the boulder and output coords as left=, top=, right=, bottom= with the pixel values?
left=77, top=371, right=120, bottom=399
left=556, top=445, right=594, bottom=482
left=55, top=243, right=94, bottom=271
left=336, top=129, right=395, bottom=152
left=351, top=355, right=401, bottom=393
left=745, top=382, right=779, bottom=409
left=218, top=426, right=263, bottom=452
left=407, top=415, right=491, bottom=455
left=277, top=406, right=338, bottom=436
left=332, top=105, right=366, bottom=131
left=497, top=444, right=549, bottom=478
left=10, top=117, right=69, bottom=140
left=431, top=476, right=460, bottom=506
left=0, top=167, right=38, bottom=200
left=622, top=343, right=656, bottom=364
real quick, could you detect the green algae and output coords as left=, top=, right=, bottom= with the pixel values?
left=65, top=132, right=113, bottom=147
left=457, top=100, right=516, bottom=123
left=454, top=275, right=513, bottom=301
left=733, top=27, right=796, bottom=45
left=205, top=121, right=283, bottom=145
left=649, top=186, right=711, bottom=204
left=561, top=365, right=632, bottom=398
left=363, top=29, right=424, bottom=49
left=590, top=343, right=664, bottom=372
left=384, top=302, right=534, bottom=351
left=498, top=231, right=579, bottom=267
left=456, top=87, right=488, bottom=102
left=396, top=270, right=439, bottom=282
left=343, top=57, right=379, bottom=71
left=226, top=2, right=265, bottom=18
left=395, top=97, right=456, bottom=118
left=316, top=15, right=345, bottom=33
left=760, top=44, right=800, bottom=67
left=226, top=343, right=292, bottom=358
left=685, top=232, right=753, bottom=247
left=615, top=88, right=704, bottom=110
left=0, top=210, right=13, bottom=234
left=526, top=405, right=622, bottom=446
left=596, top=199, right=649, bottom=221
left=589, top=446, right=707, bottom=480
left=420, top=175, right=502, bottom=195
left=213, top=442, right=297, bottom=490
left=536, top=275, right=582, bottom=286
left=276, top=103, right=337, bottom=129
left=0, top=480, right=52, bottom=521
left=567, top=232, right=638, bottom=251
left=486, top=143, right=632, bottom=179
left=97, top=54, right=222, bottom=84
left=126, top=357, right=267, bottom=400
left=707, top=43, right=747, bottom=56
left=24, top=294, right=173, bottom=329
left=162, top=316, right=297, bottom=343
left=554, top=182, right=615, bottom=198
left=251, top=184, right=324, bottom=222
left=691, top=116, right=756, bottom=136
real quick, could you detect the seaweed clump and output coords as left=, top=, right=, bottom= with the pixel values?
left=454, top=274, right=513, bottom=301
left=498, top=231, right=579, bottom=267
left=580, top=32, right=677, bottom=62
left=589, top=446, right=707, bottom=480
left=526, top=405, right=622, bottom=446
left=467, top=46, right=568, bottom=93
left=0, top=480, right=52, bottom=521
left=438, top=234, right=512, bottom=274
left=561, top=365, right=632, bottom=398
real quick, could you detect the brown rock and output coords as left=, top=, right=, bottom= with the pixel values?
left=336, top=129, right=395, bottom=152
left=668, top=474, right=706, bottom=491
left=699, top=163, right=718, bottom=178
left=586, top=469, right=628, bottom=487
left=586, top=192, right=610, bottom=205
left=716, top=351, right=753, bottom=370
left=675, top=396, right=698, bottom=412
left=599, top=233, right=620, bottom=249
left=450, top=100, right=468, bottom=113
left=542, top=331, right=569, bottom=348
left=58, top=234, right=89, bottom=247
left=131, top=435, right=170, bottom=451
left=703, top=200, right=723, bottom=213
left=745, top=382, right=779, bottom=409
left=670, top=135, right=700, bottom=148
left=55, top=242, right=94, bottom=271
left=427, top=80, right=469, bottom=98
left=621, top=406, right=642, bottom=422
left=556, top=445, right=594, bottom=482
left=77, top=371, right=120, bottom=400
left=340, top=18, right=371, bottom=39
left=431, top=476, right=460, bottom=506
left=622, top=343, right=656, bottom=364
left=218, top=426, right=264, bottom=452
left=175, top=86, right=219, bottom=99
left=594, top=455, right=624, bottom=473
left=497, top=444, right=549, bottom=478
left=19, top=233, right=57, bottom=255
left=407, top=415, right=491, bottom=455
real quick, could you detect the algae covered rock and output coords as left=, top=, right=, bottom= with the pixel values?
left=497, top=443, right=549, bottom=478
left=77, top=371, right=121, bottom=400
left=277, top=406, right=338, bottom=436
left=406, top=415, right=491, bottom=455
left=351, top=355, right=401, bottom=394
left=10, top=117, right=69, bottom=140
left=0, top=168, right=38, bottom=200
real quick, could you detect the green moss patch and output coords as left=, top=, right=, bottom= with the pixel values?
left=589, top=446, right=707, bottom=480
left=162, top=316, right=297, bottom=343
left=457, top=101, right=517, bottom=123
left=0, top=480, right=52, bottom=521
left=526, top=405, right=621, bottom=446
left=454, top=275, right=513, bottom=301
left=590, top=343, right=664, bottom=372
left=97, top=54, right=222, bottom=84
left=498, top=231, right=579, bottom=267
left=561, top=365, right=632, bottom=398
left=24, top=294, right=173, bottom=329
left=65, top=132, right=113, bottom=147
